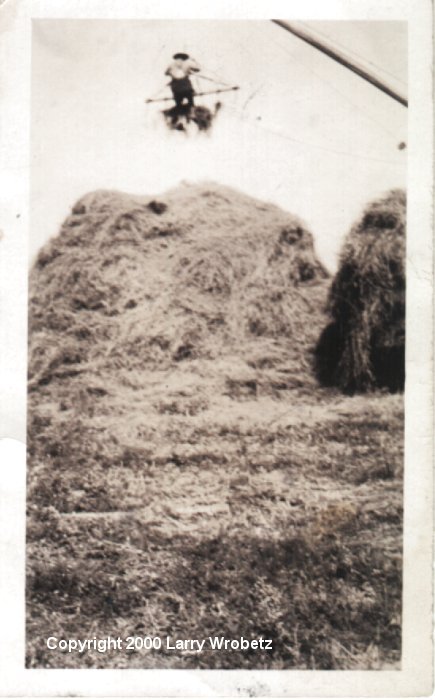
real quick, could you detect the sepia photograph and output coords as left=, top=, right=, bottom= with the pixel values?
left=0, top=0, right=432, bottom=696
left=25, top=17, right=408, bottom=671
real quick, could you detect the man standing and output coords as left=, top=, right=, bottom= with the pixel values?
left=165, top=53, right=201, bottom=110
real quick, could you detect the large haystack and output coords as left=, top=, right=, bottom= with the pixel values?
left=315, top=189, right=406, bottom=393
left=28, top=182, right=328, bottom=397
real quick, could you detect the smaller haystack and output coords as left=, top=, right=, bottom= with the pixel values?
left=315, top=189, right=406, bottom=393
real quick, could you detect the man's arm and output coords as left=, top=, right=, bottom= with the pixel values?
left=188, top=58, right=201, bottom=73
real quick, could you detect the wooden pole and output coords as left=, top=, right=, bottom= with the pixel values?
left=145, top=86, right=239, bottom=104
left=272, top=20, right=408, bottom=107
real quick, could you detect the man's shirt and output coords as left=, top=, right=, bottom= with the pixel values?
left=165, top=58, right=201, bottom=81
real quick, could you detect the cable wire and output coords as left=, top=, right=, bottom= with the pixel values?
left=224, top=101, right=406, bottom=167
left=254, top=22, right=405, bottom=141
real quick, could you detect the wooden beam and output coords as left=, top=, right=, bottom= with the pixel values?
left=145, top=86, right=239, bottom=104
left=272, top=20, right=408, bottom=107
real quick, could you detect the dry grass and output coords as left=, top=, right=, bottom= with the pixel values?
left=26, top=184, right=403, bottom=669
left=315, top=189, right=406, bottom=393
left=29, top=184, right=327, bottom=384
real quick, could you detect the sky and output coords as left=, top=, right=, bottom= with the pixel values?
left=31, top=19, right=407, bottom=271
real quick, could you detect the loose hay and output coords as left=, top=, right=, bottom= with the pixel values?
left=29, top=182, right=329, bottom=388
left=315, top=189, right=406, bottom=393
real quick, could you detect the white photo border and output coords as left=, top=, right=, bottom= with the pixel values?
left=0, top=0, right=432, bottom=696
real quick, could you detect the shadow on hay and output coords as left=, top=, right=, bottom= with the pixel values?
left=315, top=189, right=406, bottom=394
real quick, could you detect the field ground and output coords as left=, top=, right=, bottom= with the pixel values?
left=27, top=372, right=403, bottom=670
left=26, top=184, right=403, bottom=669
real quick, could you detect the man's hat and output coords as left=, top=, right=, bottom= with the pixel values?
left=173, top=52, right=189, bottom=60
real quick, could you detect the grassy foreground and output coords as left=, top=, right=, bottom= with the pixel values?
left=27, top=379, right=402, bottom=669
